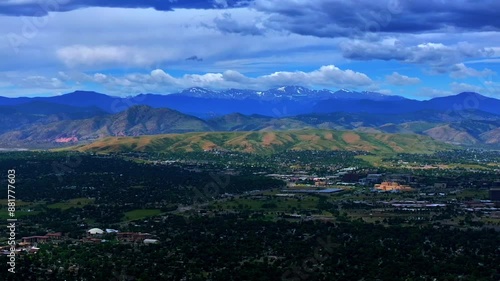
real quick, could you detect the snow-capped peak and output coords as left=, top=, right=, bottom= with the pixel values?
left=175, top=86, right=405, bottom=101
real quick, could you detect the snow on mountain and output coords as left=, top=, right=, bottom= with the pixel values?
left=175, top=86, right=406, bottom=101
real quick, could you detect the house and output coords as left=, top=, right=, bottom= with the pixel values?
left=282, top=213, right=302, bottom=219
left=314, top=181, right=327, bottom=186
left=28, top=247, right=40, bottom=254
left=46, top=232, right=62, bottom=241
left=21, top=236, right=49, bottom=244
left=386, top=174, right=415, bottom=184
left=20, top=232, right=63, bottom=245
left=434, top=183, right=447, bottom=189
left=359, top=174, right=383, bottom=185
left=143, top=239, right=159, bottom=244
left=82, top=238, right=102, bottom=243
left=117, top=232, right=153, bottom=242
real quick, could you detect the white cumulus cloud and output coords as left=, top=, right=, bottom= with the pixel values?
left=386, top=72, right=421, bottom=85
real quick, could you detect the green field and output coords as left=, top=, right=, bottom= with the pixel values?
left=213, top=196, right=320, bottom=212
left=0, top=210, right=40, bottom=220
left=455, top=189, right=489, bottom=200
left=123, top=209, right=162, bottom=221
left=47, top=198, right=95, bottom=210
left=0, top=199, right=35, bottom=207
left=0, top=200, right=42, bottom=219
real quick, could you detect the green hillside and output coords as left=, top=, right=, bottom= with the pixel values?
left=67, top=129, right=453, bottom=154
left=0, top=105, right=212, bottom=146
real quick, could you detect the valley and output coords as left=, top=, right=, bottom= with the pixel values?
left=1, top=149, right=499, bottom=280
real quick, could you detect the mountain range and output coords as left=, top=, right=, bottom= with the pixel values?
left=4, top=87, right=497, bottom=118
left=0, top=87, right=499, bottom=149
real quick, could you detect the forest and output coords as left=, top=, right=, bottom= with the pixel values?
left=0, top=151, right=498, bottom=280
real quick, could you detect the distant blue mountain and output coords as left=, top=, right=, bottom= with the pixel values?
left=0, top=101, right=108, bottom=135
left=0, top=96, right=33, bottom=106
left=0, top=91, right=119, bottom=113
left=0, top=88, right=498, bottom=117
left=0, top=100, right=106, bottom=116
left=313, top=92, right=500, bottom=115
left=43, top=91, right=118, bottom=108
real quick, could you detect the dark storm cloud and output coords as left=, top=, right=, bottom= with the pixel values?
left=251, top=0, right=500, bottom=38
left=186, top=55, right=203, bottom=62
left=402, top=0, right=500, bottom=31
left=0, top=0, right=249, bottom=16
left=340, top=39, right=495, bottom=69
left=212, top=12, right=265, bottom=35
left=4, top=0, right=498, bottom=36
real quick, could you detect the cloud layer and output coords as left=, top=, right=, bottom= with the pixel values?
left=0, top=0, right=499, bottom=98
left=250, top=0, right=500, bottom=37
left=0, top=0, right=249, bottom=16
left=11, top=65, right=373, bottom=95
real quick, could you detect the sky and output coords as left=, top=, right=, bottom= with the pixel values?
left=0, top=0, right=499, bottom=99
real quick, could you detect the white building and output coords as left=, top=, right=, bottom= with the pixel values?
left=87, top=228, right=104, bottom=236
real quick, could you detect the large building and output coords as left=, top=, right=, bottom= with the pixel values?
left=21, top=236, right=49, bottom=244
left=21, top=232, right=63, bottom=244
left=117, top=232, right=153, bottom=243
left=87, top=228, right=104, bottom=237
left=374, top=182, right=413, bottom=192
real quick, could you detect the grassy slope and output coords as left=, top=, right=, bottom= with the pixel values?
left=47, top=198, right=95, bottom=210
left=66, top=129, right=452, bottom=154
left=123, top=209, right=163, bottom=221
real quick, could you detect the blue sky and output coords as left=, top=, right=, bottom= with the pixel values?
left=0, top=0, right=499, bottom=99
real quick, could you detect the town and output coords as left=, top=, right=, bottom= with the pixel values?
left=0, top=149, right=499, bottom=280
